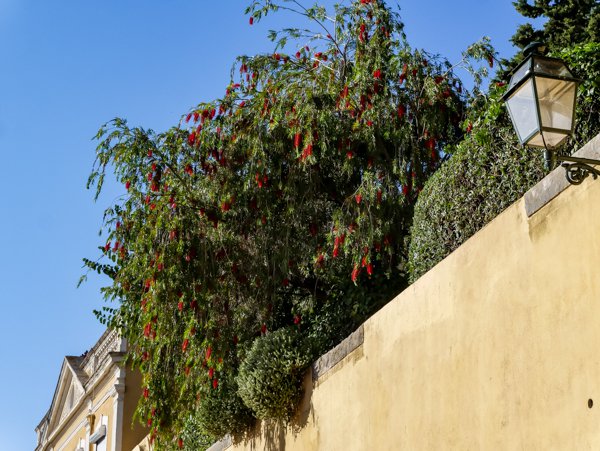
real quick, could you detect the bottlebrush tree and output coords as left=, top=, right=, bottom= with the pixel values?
left=85, top=0, right=492, bottom=447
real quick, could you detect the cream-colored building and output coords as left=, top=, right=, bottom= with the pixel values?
left=35, top=329, right=147, bottom=451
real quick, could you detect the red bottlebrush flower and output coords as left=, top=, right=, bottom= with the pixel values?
left=177, top=301, right=183, bottom=312
left=233, top=335, right=239, bottom=345
left=488, top=55, right=494, bottom=68
left=185, top=164, right=193, bottom=175
left=143, top=323, right=152, bottom=338
left=208, top=367, right=214, bottom=379
left=147, top=172, right=153, bottom=182
left=301, top=143, right=313, bottom=161
left=147, top=149, right=153, bottom=157
left=213, top=378, right=218, bottom=389
left=361, top=255, right=368, bottom=267
left=182, top=339, right=189, bottom=352
left=496, top=81, right=506, bottom=87
left=190, top=298, right=198, bottom=310
left=282, top=278, right=289, bottom=287
left=143, top=387, right=149, bottom=399
left=273, top=53, right=281, bottom=61
left=169, top=229, right=177, bottom=241
left=206, top=346, right=212, bottom=360
left=294, top=314, right=301, bottom=325
left=346, top=150, right=354, bottom=159
left=402, top=185, right=410, bottom=196
left=377, top=189, right=382, bottom=204
left=466, top=122, right=473, bottom=133
left=316, top=253, right=325, bottom=266
left=185, top=366, right=191, bottom=376
left=399, top=73, right=406, bottom=84
left=261, top=323, right=267, bottom=334
left=239, top=101, right=246, bottom=108
left=142, top=351, right=149, bottom=361
left=373, top=69, right=381, bottom=79
left=294, top=133, right=302, bottom=148
left=261, top=215, right=267, bottom=225
left=104, top=242, right=110, bottom=252
left=366, top=120, right=373, bottom=127
left=355, top=194, right=362, bottom=204
left=341, top=85, right=349, bottom=98
left=412, top=68, right=418, bottom=77
left=147, top=418, right=152, bottom=427
left=434, top=76, right=444, bottom=85
left=249, top=16, right=254, bottom=25
left=359, top=23, right=366, bottom=43
left=425, top=137, right=436, bottom=151
left=150, top=203, right=156, bottom=210
left=295, top=51, right=301, bottom=59
left=221, top=201, right=231, bottom=212
left=178, top=438, right=184, bottom=449
left=351, top=264, right=360, bottom=283
left=125, top=180, right=131, bottom=190
left=185, top=113, right=192, bottom=123
left=397, top=105, right=406, bottom=119
left=367, top=263, right=374, bottom=276
left=193, top=111, right=200, bottom=122
left=187, top=131, right=197, bottom=146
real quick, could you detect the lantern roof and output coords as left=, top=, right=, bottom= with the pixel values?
left=503, top=44, right=580, bottom=101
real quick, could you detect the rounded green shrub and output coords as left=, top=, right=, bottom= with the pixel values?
left=237, top=327, right=311, bottom=421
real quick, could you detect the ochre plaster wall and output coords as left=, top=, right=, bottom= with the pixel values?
left=122, top=367, right=148, bottom=451
left=228, top=147, right=600, bottom=450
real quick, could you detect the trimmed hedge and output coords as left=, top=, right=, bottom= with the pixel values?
left=408, top=121, right=545, bottom=282
left=408, top=44, right=600, bottom=283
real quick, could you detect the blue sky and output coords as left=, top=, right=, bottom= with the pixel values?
left=0, top=1, right=534, bottom=449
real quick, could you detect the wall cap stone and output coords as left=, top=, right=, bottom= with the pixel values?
left=207, top=435, right=232, bottom=451
left=524, top=133, right=600, bottom=217
left=312, top=325, right=364, bottom=381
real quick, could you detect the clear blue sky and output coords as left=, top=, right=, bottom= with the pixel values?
left=0, top=1, right=534, bottom=449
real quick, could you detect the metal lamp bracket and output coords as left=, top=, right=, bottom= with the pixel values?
left=554, top=153, right=600, bottom=185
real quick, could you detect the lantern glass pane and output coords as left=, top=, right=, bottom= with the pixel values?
left=507, top=61, right=531, bottom=91
left=506, top=79, right=539, bottom=144
left=532, top=56, right=573, bottom=78
left=536, top=76, right=577, bottom=131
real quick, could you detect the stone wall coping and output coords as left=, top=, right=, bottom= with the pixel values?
left=524, top=133, right=600, bottom=217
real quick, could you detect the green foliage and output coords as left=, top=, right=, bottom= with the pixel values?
left=237, top=327, right=311, bottom=421
left=511, top=0, right=600, bottom=51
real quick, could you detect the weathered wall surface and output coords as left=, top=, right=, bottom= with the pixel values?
left=223, top=134, right=600, bottom=451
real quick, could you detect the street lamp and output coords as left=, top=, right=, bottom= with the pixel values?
left=503, top=42, right=599, bottom=185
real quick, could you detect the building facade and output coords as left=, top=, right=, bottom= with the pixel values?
left=35, top=329, right=147, bottom=451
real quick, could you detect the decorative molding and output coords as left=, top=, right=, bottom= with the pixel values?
left=89, top=425, right=107, bottom=444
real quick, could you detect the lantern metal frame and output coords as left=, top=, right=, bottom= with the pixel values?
left=502, top=43, right=599, bottom=185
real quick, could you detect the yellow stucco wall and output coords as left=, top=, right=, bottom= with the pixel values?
left=229, top=141, right=600, bottom=450
left=122, top=367, right=148, bottom=451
